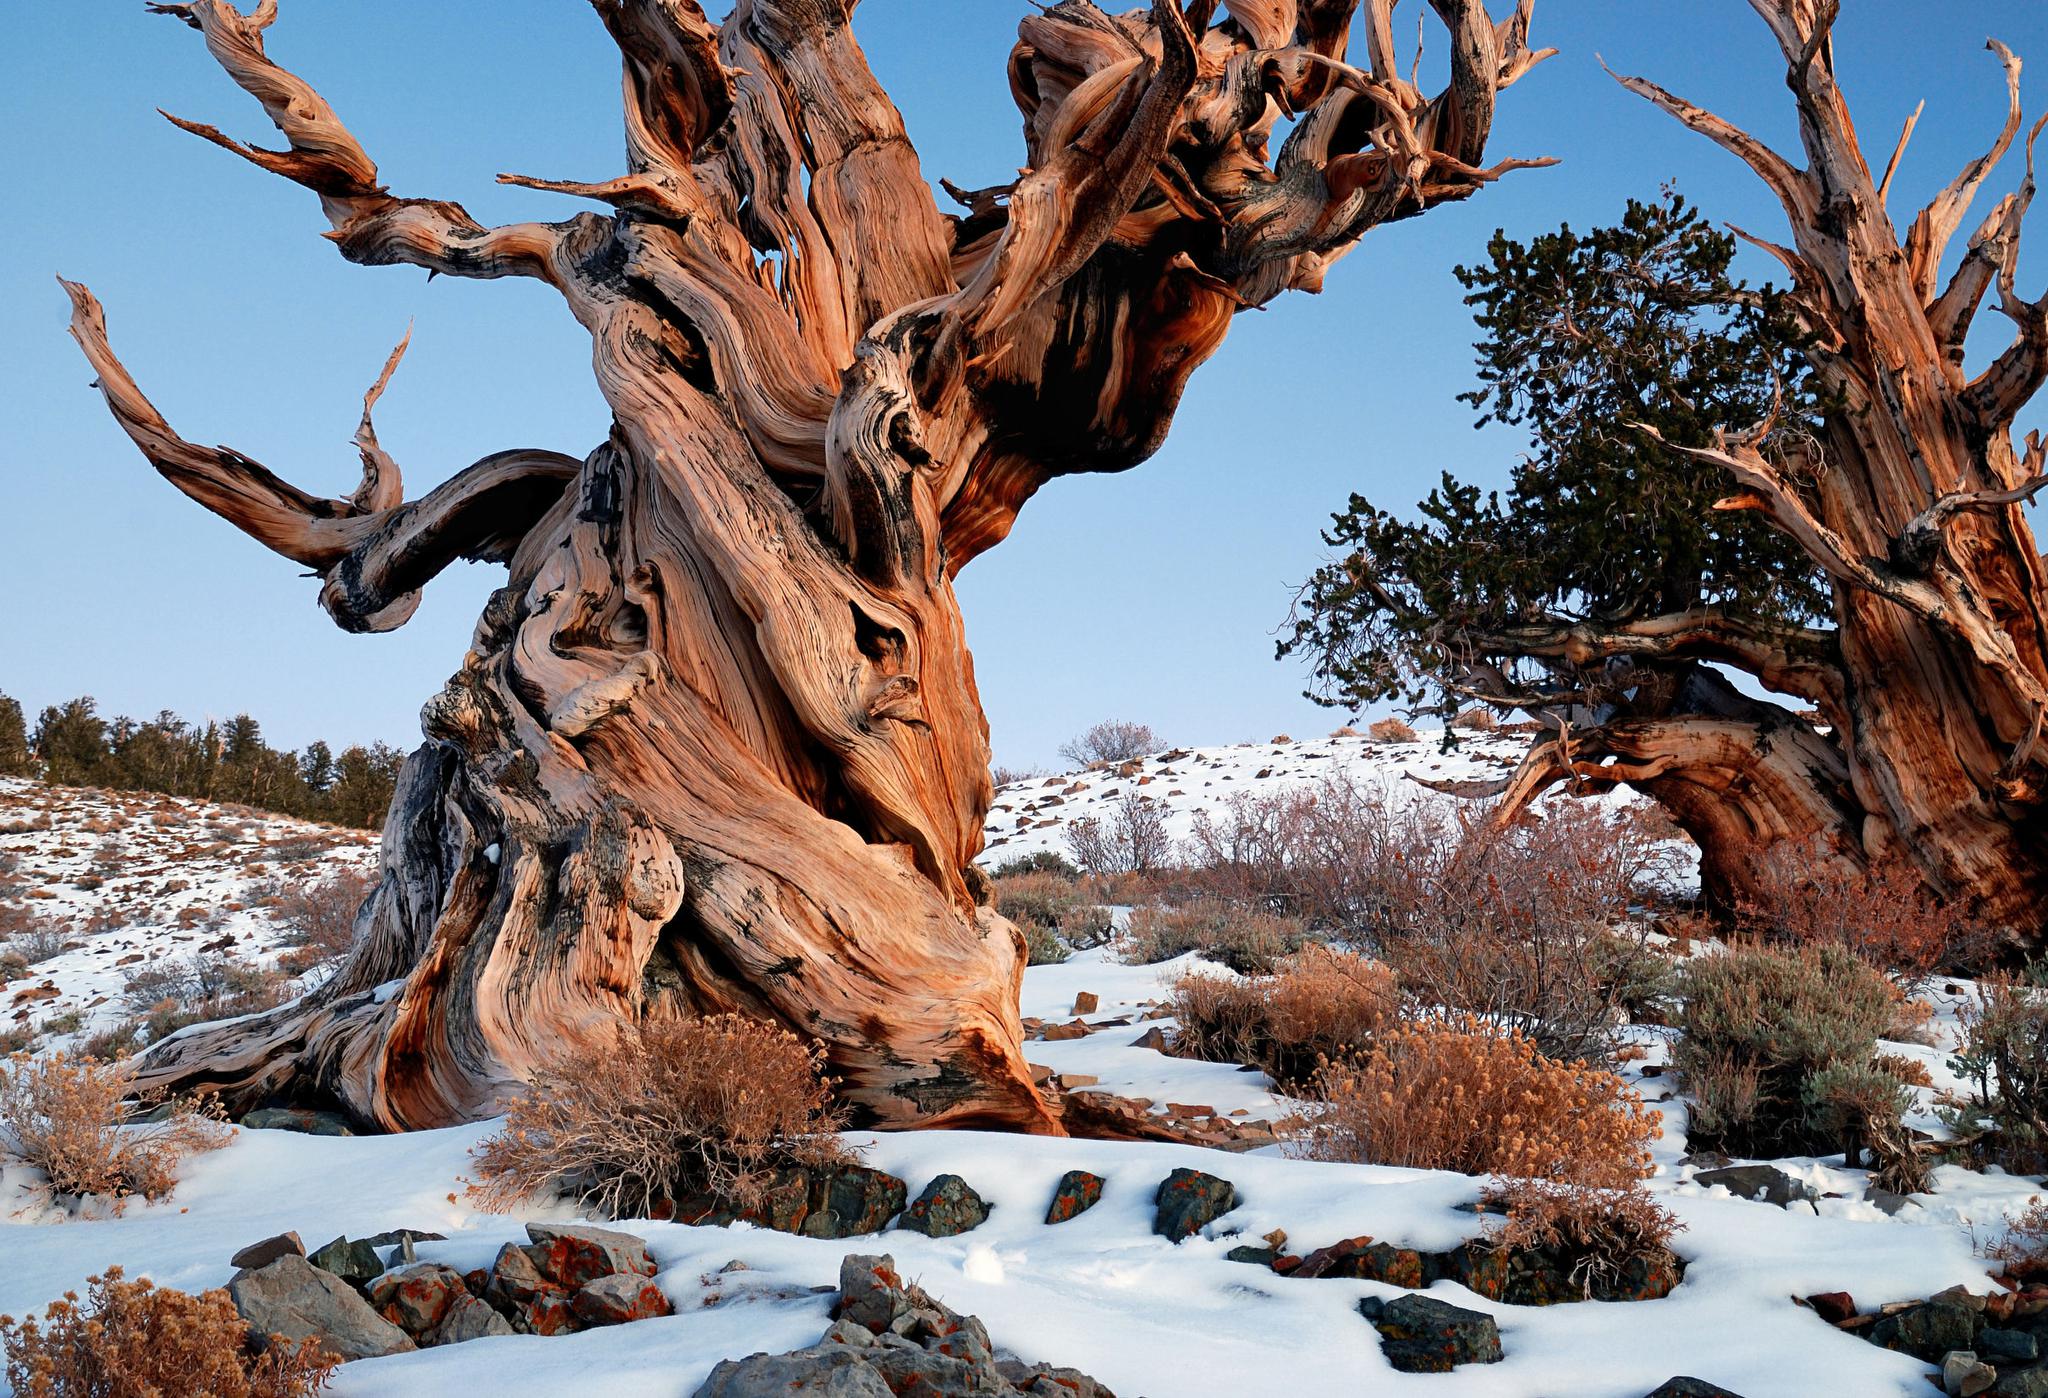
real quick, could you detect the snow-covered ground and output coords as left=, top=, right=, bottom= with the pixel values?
left=0, top=757, right=2037, bottom=1397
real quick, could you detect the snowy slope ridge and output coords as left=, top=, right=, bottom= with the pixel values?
left=0, top=767, right=2033, bottom=1398
left=0, top=776, right=376, bottom=1050
left=979, top=725, right=1646, bottom=868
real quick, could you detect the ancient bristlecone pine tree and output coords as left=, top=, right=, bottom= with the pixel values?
left=1424, top=3, right=2048, bottom=934
left=66, top=0, right=1548, bottom=1130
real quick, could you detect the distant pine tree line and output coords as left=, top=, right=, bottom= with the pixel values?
left=0, top=690, right=402, bottom=830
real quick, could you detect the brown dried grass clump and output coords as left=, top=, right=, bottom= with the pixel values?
left=1480, top=1178, right=1682, bottom=1272
left=0, top=1053, right=227, bottom=1209
left=1449, top=707, right=1499, bottom=732
left=467, top=1013, right=856, bottom=1219
left=1299, top=1015, right=1659, bottom=1187
left=0, top=1267, right=336, bottom=1398
left=1169, top=946, right=1399, bottom=1087
left=1366, top=717, right=1419, bottom=743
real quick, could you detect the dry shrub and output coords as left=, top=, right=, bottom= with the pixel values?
left=1058, top=720, right=1162, bottom=768
left=1376, top=801, right=1677, bottom=1065
left=1168, top=946, right=1398, bottom=1086
left=468, top=1013, right=855, bottom=1219
left=1675, top=941, right=1892, bottom=1157
left=1179, top=773, right=1418, bottom=931
left=1946, top=974, right=2048, bottom=1173
left=1987, top=1197, right=2048, bottom=1282
left=270, top=869, right=374, bottom=975
left=0, top=1053, right=227, bottom=1209
left=1300, top=1014, right=1659, bottom=1187
left=1449, top=707, right=1499, bottom=733
left=1736, top=835, right=1988, bottom=982
left=994, top=870, right=1107, bottom=963
left=1065, top=793, right=1171, bottom=875
left=0, top=1267, right=335, bottom=1398
left=1480, top=1178, right=1682, bottom=1285
left=1366, top=717, right=1418, bottom=743
left=1122, top=898, right=1312, bottom=974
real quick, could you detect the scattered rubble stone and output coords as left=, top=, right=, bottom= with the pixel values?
left=367, top=1263, right=468, bottom=1335
left=1272, top=1232, right=1681, bottom=1305
left=239, top=1107, right=355, bottom=1136
left=1945, top=1350, right=1998, bottom=1397
left=898, top=1174, right=991, bottom=1238
left=693, top=1254, right=1114, bottom=1397
left=525, top=1222, right=657, bottom=1287
left=1804, top=1291, right=1856, bottom=1324
left=572, top=1272, right=674, bottom=1326
left=1046, top=1170, right=1105, bottom=1224
left=1153, top=1168, right=1236, bottom=1242
left=681, top=1163, right=908, bottom=1239
left=427, top=1291, right=515, bottom=1345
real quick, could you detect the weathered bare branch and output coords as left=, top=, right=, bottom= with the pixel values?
left=1904, top=39, right=2026, bottom=299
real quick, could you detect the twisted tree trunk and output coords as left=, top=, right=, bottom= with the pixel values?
left=1466, top=4, right=2048, bottom=935
left=71, top=0, right=1547, bottom=1129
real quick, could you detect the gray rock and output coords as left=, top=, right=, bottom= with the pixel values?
left=1224, top=1245, right=1275, bottom=1267
left=1866, top=1186, right=1918, bottom=1216
left=239, top=1107, right=354, bottom=1136
left=1693, top=1164, right=1816, bottom=1207
left=1983, top=1329, right=2041, bottom=1364
left=897, top=1174, right=990, bottom=1238
left=305, top=1235, right=383, bottom=1287
left=1944, top=1351, right=1997, bottom=1398
left=426, top=1292, right=515, bottom=1346
left=228, top=1254, right=414, bottom=1361
left=1994, top=1368, right=2048, bottom=1397
left=695, top=1347, right=896, bottom=1397
left=1644, top=1381, right=1747, bottom=1398
left=229, top=1232, right=304, bottom=1271
left=1873, top=1299, right=1979, bottom=1361
left=1372, top=1293, right=1503, bottom=1373
left=1153, top=1168, right=1236, bottom=1243
left=485, top=1242, right=559, bottom=1311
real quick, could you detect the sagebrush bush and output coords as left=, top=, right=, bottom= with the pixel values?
left=1674, top=942, right=1892, bottom=1157
left=994, top=870, right=1107, bottom=962
left=1169, top=946, right=1398, bottom=1086
left=0, top=1053, right=227, bottom=1208
left=1059, top=720, right=1161, bottom=768
left=1449, top=707, right=1500, bottom=733
left=1065, top=793, right=1171, bottom=875
left=1366, top=717, right=1418, bottom=743
left=1736, top=835, right=1987, bottom=981
left=1947, top=974, right=2048, bottom=1173
left=467, top=1014, right=855, bottom=1219
left=0, top=1267, right=336, bottom=1398
left=1299, top=1015, right=1660, bottom=1187
left=1804, top=1060, right=1929, bottom=1192
left=1122, top=898, right=1313, bottom=975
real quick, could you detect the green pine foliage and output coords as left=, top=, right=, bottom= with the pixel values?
left=1281, top=192, right=1830, bottom=718
left=1, top=690, right=400, bottom=830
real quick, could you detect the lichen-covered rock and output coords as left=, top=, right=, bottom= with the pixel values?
left=898, top=1174, right=991, bottom=1238
left=367, top=1263, right=469, bottom=1336
left=682, top=1165, right=908, bottom=1239
left=305, top=1235, right=383, bottom=1287
left=1153, top=1168, right=1235, bottom=1242
left=1370, top=1293, right=1503, bottom=1373
left=525, top=1222, right=657, bottom=1288
left=427, top=1291, right=516, bottom=1346
left=1870, top=1296, right=1979, bottom=1361
left=228, top=1254, right=415, bottom=1361
left=1046, top=1170, right=1104, bottom=1224
left=1292, top=1237, right=1424, bottom=1288
left=484, top=1242, right=558, bottom=1311
left=519, top=1292, right=581, bottom=1337
left=572, top=1273, right=674, bottom=1326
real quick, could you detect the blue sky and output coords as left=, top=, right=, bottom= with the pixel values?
left=3, top=2, right=2045, bottom=769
